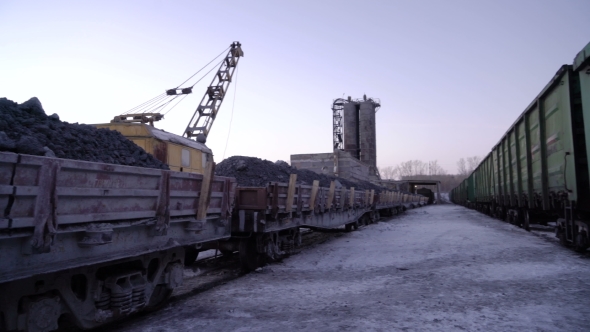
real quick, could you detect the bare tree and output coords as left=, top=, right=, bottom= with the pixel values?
left=457, top=158, right=468, bottom=176
left=413, top=160, right=428, bottom=175
left=380, top=160, right=448, bottom=179
left=467, top=156, right=481, bottom=173
left=457, top=156, right=482, bottom=177
left=397, top=160, right=428, bottom=177
left=379, top=166, right=398, bottom=180
left=397, top=161, right=411, bottom=178
left=428, top=160, right=446, bottom=176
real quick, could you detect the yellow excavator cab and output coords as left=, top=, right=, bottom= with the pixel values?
left=94, top=122, right=211, bottom=174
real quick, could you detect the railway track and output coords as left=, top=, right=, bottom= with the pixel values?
left=82, top=228, right=348, bottom=332
left=172, top=230, right=344, bottom=299
left=527, top=223, right=590, bottom=259
left=66, top=212, right=590, bottom=332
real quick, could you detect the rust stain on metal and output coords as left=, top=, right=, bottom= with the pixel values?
left=153, top=141, right=168, bottom=164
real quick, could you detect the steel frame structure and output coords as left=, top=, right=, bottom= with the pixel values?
left=185, top=41, right=244, bottom=142
left=332, top=98, right=347, bottom=150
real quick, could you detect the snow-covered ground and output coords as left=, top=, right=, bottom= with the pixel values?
left=113, top=204, right=590, bottom=331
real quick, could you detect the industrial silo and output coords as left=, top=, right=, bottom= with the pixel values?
left=359, top=100, right=377, bottom=171
left=342, top=101, right=359, bottom=159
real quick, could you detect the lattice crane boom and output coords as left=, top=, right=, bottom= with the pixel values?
left=184, top=41, right=243, bottom=143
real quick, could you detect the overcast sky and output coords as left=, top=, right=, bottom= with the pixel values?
left=1, top=0, right=589, bottom=173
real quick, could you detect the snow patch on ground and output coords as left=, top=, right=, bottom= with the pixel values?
left=114, top=204, right=590, bottom=332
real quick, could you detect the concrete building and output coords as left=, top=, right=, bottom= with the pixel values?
left=376, top=179, right=442, bottom=204
left=290, top=150, right=372, bottom=183
left=290, top=95, right=380, bottom=183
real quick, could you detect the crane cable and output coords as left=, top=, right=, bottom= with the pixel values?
left=128, top=53, right=227, bottom=115
left=189, top=56, right=225, bottom=89
left=175, top=46, right=230, bottom=88
left=122, top=93, right=168, bottom=115
left=162, top=55, right=227, bottom=116
left=122, top=45, right=231, bottom=115
left=162, top=94, right=189, bottom=116
left=148, top=95, right=181, bottom=113
left=222, top=65, right=238, bottom=160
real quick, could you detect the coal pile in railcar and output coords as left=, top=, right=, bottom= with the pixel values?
left=0, top=97, right=168, bottom=169
left=216, top=155, right=386, bottom=191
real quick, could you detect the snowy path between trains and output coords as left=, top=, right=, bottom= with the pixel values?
left=123, top=205, right=590, bottom=331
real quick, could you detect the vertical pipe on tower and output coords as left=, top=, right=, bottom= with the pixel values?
left=359, top=101, right=377, bottom=171
left=343, top=102, right=359, bottom=159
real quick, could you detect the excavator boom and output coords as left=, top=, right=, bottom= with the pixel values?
left=184, top=41, right=243, bottom=143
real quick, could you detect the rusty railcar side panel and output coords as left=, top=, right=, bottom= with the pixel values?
left=8, top=154, right=165, bottom=227
left=235, top=187, right=268, bottom=210
left=0, top=152, right=235, bottom=284
left=232, top=179, right=410, bottom=234
left=0, top=153, right=17, bottom=229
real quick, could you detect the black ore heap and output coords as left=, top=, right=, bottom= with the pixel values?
left=215, top=155, right=386, bottom=191
left=0, top=97, right=168, bottom=170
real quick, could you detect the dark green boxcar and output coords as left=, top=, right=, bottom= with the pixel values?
left=452, top=41, right=590, bottom=251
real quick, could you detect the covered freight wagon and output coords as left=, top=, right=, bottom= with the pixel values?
left=452, top=41, right=590, bottom=251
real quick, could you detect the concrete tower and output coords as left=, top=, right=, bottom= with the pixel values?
left=342, top=101, right=359, bottom=159
left=359, top=100, right=378, bottom=174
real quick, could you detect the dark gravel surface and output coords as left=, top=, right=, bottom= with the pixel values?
left=0, top=97, right=168, bottom=169
left=215, top=155, right=387, bottom=191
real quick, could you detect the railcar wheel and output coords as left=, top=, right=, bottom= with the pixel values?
left=239, top=237, right=263, bottom=271
left=184, top=247, right=199, bottom=266
left=220, top=249, right=234, bottom=256
left=523, top=210, right=530, bottom=231
left=509, top=211, right=519, bottom=226
left=145, top=285, right=173, bottom=312
left=557, top=229, right=568, bottom=246
left=512, top=210, right=521, bottom=227
left=575, top=233, right=589, bottom=252
left=498, top=208, right=506, bottom=221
